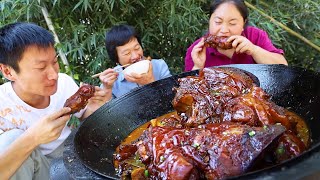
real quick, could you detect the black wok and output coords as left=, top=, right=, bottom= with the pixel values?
left=74, top=64, right=320, bottom=179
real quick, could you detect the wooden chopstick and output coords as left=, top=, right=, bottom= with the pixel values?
left=91, top=63, right=131, bottom=78
left=91, top=56, right=152, bottom=78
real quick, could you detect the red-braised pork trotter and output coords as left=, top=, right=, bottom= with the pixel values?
left=116, top=123, right=285, bottom=180
left=172, top=67, right=256, bottom=126
left=204, top=34, right=233, bottom=50
left=114, top=67, right=310, bottom=180
left=63, top=84, right=95, bottom=114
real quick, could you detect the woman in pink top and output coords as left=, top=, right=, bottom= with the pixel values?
left=184, top=0, right=288, bottom=71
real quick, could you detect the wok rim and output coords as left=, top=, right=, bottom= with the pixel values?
left=74, top=64, right=320, bottom=179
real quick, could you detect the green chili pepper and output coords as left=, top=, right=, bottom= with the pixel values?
left=248, top=130, right=256, bottom=137
left=144, top=169, right=149, bottom=177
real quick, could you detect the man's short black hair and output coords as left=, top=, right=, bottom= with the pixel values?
left=105, top=24, right=142, bottom=64
left=0, top=22, right=55, bottom=73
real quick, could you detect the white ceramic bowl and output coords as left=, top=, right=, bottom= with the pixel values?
left=122, top=60, right=150, bottom=76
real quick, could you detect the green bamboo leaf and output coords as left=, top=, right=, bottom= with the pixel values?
left=72, top=0, right=83, bottom=11
left=292, top=20, right=302, bottom=30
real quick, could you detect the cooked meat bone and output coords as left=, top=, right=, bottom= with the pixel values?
left=63, top=84, right=95, bottom=114
left=204, top=34, right=233, bottom=50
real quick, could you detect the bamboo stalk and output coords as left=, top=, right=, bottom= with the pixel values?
left=245, top=1, right=320, bottom=52
left=41, top=6, right=72, bottom=68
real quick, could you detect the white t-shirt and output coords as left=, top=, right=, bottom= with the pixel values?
left=0, top=73, right=84, bottom=155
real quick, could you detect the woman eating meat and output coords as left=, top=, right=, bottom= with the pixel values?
left=184, top=0, right=288, bottom=71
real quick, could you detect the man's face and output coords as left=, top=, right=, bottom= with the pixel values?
left=12, top=45, right=60, bottom=99
left=116, top=38, right=144, bottom=65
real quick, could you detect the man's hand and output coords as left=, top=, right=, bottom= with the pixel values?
left=26, top=107, right=71, bottom=146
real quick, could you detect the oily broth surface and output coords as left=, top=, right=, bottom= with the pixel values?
left=114, top=110, right=310, bottom=169
left=119, top=110, right=309, bottom=147
left=120, top=111, right=178, bottom=144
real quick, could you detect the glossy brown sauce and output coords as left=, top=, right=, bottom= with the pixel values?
left=120, top=110, right=309, bottom=147
left=285, top=110, right=310, bottom=146
left=114, top=110, right=310, bottom=179
left=114, top=67, right=311, bottom=179
left=121, top=111, right=178, bottom=144
left=121, top=121, right=152, bottom=145
left=114, top=112, right=177, bottom=172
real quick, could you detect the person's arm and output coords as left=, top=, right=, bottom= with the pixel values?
left=228, top=28, right=288, bottom=65
left=99, top=68, right=118, bottom=102
left=156, top=59, right=171, bottom=79
left=99, top=68, right=119, bottom=90
left=80, top=68, right=118, bottom=119
left=0, top=108, right=71, bottom=179
left=251, top=45, right=287, bottom=65
left=190, top=38, right=207, bottom=70
left=81, top=86, right=112, bottom=119
left=185, top=43, right=195, bottom=72
left=0, top=131, right=37, bottom=179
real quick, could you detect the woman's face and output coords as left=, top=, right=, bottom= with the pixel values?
left=209, top=2, right=245, bottom=37
left=116, top=37, right=144, bottom=65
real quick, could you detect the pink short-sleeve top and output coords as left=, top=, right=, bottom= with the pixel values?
left=184, top=26, right=284, bottom=71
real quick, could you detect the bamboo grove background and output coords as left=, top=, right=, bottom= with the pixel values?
left=0, top=0, right=319, bottom=85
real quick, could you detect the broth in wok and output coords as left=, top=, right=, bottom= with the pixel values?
left=114, top=67, right=310, bottom=180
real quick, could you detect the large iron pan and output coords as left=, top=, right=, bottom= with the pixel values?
left=74, top=64, right=320, bottom=179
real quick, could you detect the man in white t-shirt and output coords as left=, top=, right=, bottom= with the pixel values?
left=0, top=22, right=111, bottom=179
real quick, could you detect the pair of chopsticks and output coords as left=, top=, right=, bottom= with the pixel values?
left=91, top=56, right=152, bottom=78
left=91, top=63, right=131, bottom=78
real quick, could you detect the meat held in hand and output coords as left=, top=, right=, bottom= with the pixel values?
left=204, top=34, right=233, bottom=50
left=63, top=84, right=95, bottom=114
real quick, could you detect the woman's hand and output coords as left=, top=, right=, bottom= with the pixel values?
left=228, top=35, right=288, bottom=65
left=99, top=68, right=119, bottom=89
left=191, top=38, right=207, bottom=70
left=124, top=62, right=155, bottom=85
left=228, top=35, right=257, bottom=55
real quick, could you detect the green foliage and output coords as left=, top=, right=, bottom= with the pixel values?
left=0, top=0, right=319, bottom=85
left=246, top=0, right=320, bottom=70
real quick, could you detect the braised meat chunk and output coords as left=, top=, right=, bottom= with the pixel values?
left=203, top=34, right=233, bottom=50
left=63, top=84, right=95, bottom=114
left=117, top=123, right=285, bottom=180
left=222, top=86, right=288, bottom=127
left=173, top=67, right=257, bottom=126
left=172, top=75, right=218, bottom=126
left=114, top=67, right=309, bottom=180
